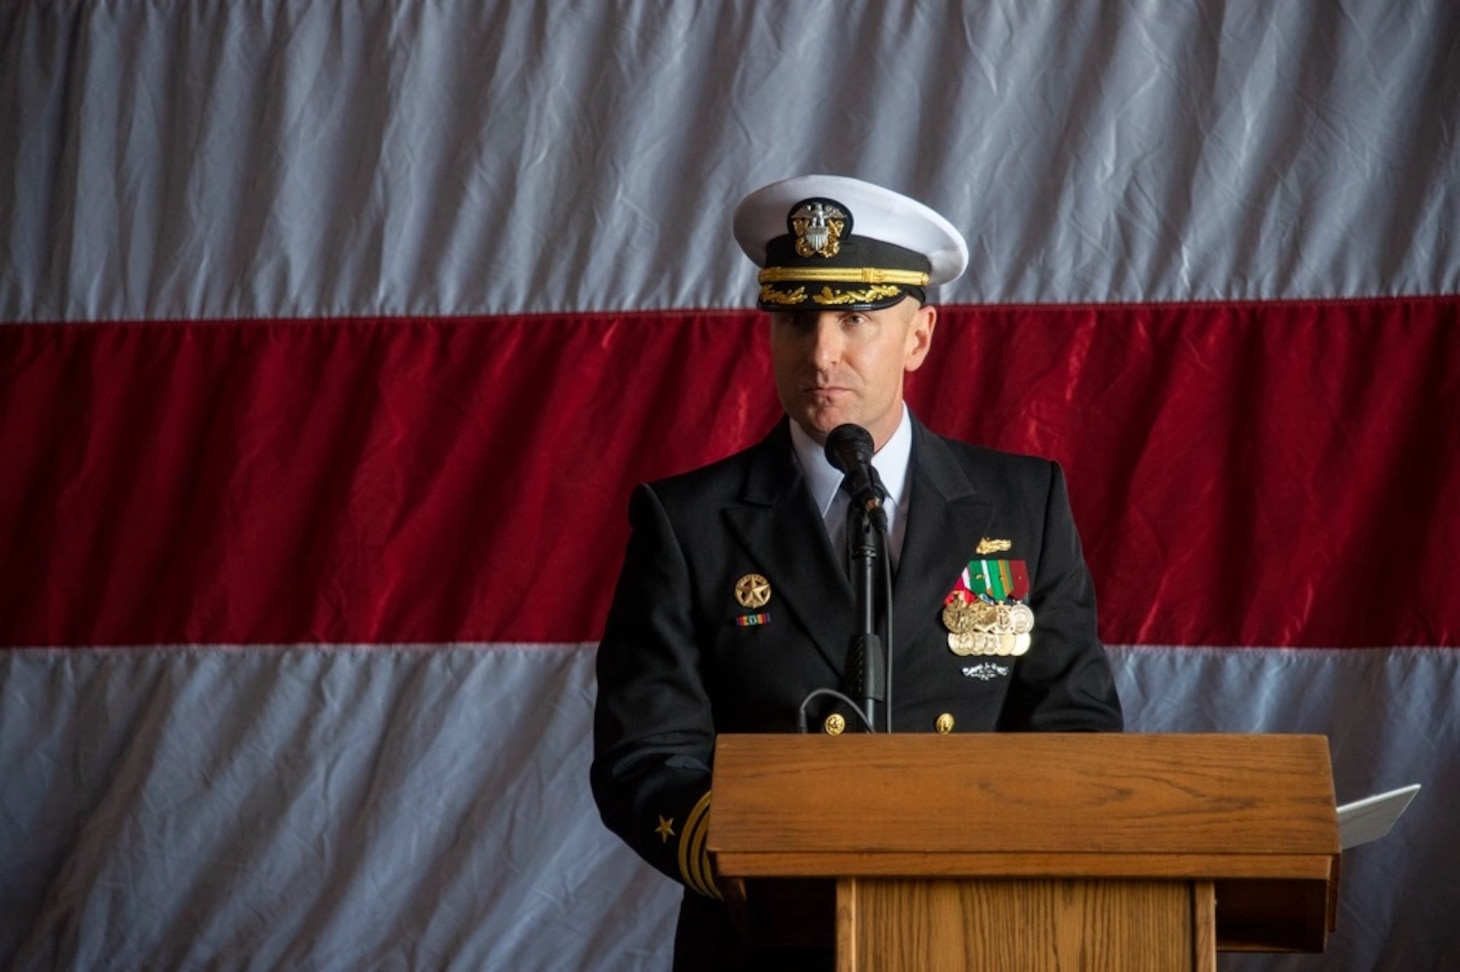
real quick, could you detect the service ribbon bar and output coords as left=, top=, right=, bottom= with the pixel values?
left=963, top=559, right=1030, bottom=601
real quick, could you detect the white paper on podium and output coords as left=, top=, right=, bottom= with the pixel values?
left=1337, top=784, right=1421, bottom=850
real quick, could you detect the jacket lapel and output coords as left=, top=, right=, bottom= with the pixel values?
left=893, top=421, right=996, bottom=643
left=722, top=422, right=856, bottom=674
left=720, top=418, right=997, bottom=674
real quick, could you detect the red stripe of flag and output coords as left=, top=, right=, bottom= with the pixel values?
left=1, top=299, right=1455, bottom=648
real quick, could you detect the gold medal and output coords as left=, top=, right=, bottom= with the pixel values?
left=942, top=601, right=978, bottom=634
left=942, top=590, right=975, bottom=634
left=948, top=631, right=977, bottom=656
left=973, top=631, right=1000, bottom=656
left=1010, top=604, right=1035, bottom=656
left=734, top=573, right=771, bottom=609
left=1009, top=603, right=1034, bottom=634
left=993, top=603, right=1016, bottom=634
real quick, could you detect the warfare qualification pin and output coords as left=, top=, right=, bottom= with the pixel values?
left=734, top=573, right=771, bottom=609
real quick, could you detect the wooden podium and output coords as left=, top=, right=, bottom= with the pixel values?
left=709, top=734, right=1340, bottom=971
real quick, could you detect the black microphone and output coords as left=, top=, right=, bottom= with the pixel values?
left=824, top=424, right=888, bottom=533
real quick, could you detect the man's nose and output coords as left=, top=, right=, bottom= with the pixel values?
left=810, top=316, right=842, bottom=368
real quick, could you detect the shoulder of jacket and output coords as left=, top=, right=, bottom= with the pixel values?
left=923, top=428, right=1057, bottom=482
left=642, top=433, right=779, bottom=511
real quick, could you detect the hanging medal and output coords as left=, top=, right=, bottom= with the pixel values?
left=942, top=558, right=1036, bottom=657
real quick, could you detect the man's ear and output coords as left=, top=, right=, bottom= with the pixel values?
left=904, top=302, right=937, bottom=372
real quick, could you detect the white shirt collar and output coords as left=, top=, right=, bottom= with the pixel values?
left=788, top=405, right=914, bottom=518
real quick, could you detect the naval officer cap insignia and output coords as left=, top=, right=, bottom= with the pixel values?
left=733, top=174, right=969, bottom=311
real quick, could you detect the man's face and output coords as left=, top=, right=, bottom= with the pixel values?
left=769, top=296, right=937, bottom=450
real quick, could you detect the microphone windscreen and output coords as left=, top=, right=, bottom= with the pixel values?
left=824, top=423, right=874, bottom=473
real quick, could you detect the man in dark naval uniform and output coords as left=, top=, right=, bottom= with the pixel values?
left=591, top=174, right=1123, bottom=969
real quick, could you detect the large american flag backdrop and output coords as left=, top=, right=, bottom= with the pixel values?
left=2, top=3, right=1457, bottom=969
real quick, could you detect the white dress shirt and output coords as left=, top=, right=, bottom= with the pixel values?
left=788, top=405, right=913, bottom=570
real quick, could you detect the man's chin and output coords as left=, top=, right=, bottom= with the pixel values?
left=791, top=412, right=850, bottom=445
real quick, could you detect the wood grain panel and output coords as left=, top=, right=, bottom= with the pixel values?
left=712, top=734, right=1337, bottom=857
left=837, top=878, right=1203, bottom=971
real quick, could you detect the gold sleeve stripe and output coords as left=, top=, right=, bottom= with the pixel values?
left=686, top=801, right=722, bottom=901
left=676, top=791, right=720, bottom=899
left=676, top=791, right=708, bottom=895
left=676, top=792, right=710, bottom=896
left=757, top=266, right=930, bottom=286
left=682, top=791, right=716, bottom=898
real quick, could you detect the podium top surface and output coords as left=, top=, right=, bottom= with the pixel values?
left=710, top=733, right=1339, bottom=868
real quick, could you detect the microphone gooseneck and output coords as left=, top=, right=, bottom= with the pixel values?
left=821, top=423, right=891, bottom=732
